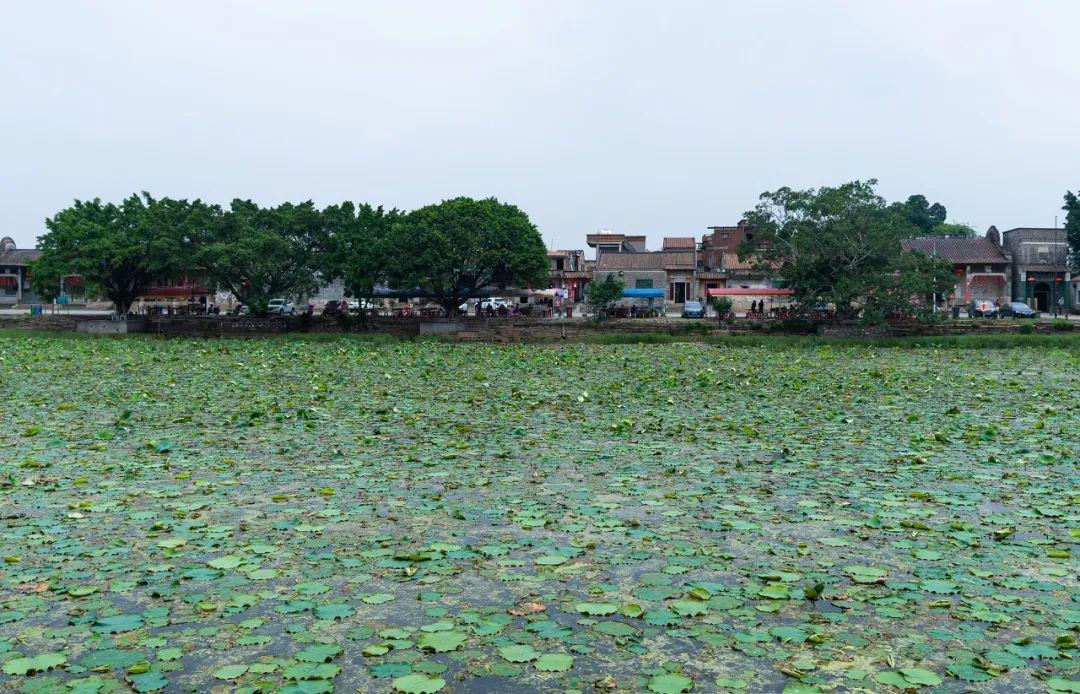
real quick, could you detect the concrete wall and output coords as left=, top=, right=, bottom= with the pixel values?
left=77, top=319, right=147, bottom=334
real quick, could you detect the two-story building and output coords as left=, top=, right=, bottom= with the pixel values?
left=547, top=249, right=590, bottom=303
left=998, top=226, right=1071, bottom=311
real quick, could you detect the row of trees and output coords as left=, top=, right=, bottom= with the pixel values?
left=32, top=195, right=549, bottom=316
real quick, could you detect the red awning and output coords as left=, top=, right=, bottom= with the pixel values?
left=706, top=288, right=794, bottom=296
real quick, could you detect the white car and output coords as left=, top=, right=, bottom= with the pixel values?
left=458, top=297, right=512, bottom=312
left=266, top=299, right=295, bottom=315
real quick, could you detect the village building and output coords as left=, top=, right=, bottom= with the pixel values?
left=0, top=238, right=42, bottom=306
left=547, top=249, right=590, bottom=303
left=593, top=250, right=698, bottom=304
left=999, top=226, right=1071, bottom=311
left=902, top=230, right=1012, bottom=310
left=700, top=220, right=752, bottom=269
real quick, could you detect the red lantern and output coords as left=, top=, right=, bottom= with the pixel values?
left=1055, top=276, right=1064, bottom=283
left=1027, top=276, right=1036, bottom=283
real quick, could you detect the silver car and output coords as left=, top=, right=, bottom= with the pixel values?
left=266, top=299, right=295, bottom=315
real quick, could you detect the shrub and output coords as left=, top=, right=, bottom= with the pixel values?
left=1018, top=321, right=1035, bottom=334
left=1052, top=319, right=1073, bottom=332
left=709, top=296, right=733, bottom=318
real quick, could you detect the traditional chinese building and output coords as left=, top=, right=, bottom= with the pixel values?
left=902, top=230, right=1012, bottom=309
left=0, top=237, right=43, bottom=305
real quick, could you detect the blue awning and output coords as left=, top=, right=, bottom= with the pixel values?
left=622, top=288, right=665, bottom=298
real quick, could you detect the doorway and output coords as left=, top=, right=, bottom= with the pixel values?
left=670, top=282, right=687, bottom=304
left=1033, top=282, right=1050, bottom=312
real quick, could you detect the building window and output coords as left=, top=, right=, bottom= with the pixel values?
left=554, top=258, right=564, bottom=271
left=635, top=279, right=653, bottom=289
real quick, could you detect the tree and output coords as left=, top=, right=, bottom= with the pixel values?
left=740, top=180, right=953, bottom=319
left=318, top=202, right=399, bottom=301
left=32, top=193, right=210, bottom=316
left=198, top=200, right=322, bottom=316
left=709, top=296, right=733, bottom=322
left=927, top=222, right=975, bottom=236
left=586, top=274, right=624, bottom=316
left=1064, top=191, right=1080, bottom=273
left=893, top=194, right=947, bottom=233
left=385, top=197, right=548, bottom=316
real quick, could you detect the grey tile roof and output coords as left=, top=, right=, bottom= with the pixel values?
left=901, top=236, right=1007, bottom=264
left=596, top=251, right=696, bottom=271
left=0, top=249, right=41, bottom=265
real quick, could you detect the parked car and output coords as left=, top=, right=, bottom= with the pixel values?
left=346, top=298, right=360, bottom=312
left=1000, top=301, right=1036, bottom=318
left=461, top=297, right=511, bottom=312
left=323, top=300, right=349, bottom=316
left=681, top=301, right=706, bottom=318
left=267, top=299, right=296, bottom=315
left=971, top=300, right=998, bottom=317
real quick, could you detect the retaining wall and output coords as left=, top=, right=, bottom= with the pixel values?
left=0, top=314, right=1073, bottom=341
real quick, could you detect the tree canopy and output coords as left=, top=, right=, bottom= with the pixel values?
left=1065, top=191, right=1080, bottom=273
left=197, top=200, right=323, bottom=315
left=318, top=202, right=400, bottom=301
left=32, top=193, right=211, bottom=315
left=741, top=180, right=954, bottom=319
left=893, top=194, right=947, bottom=233
left=385, top=197, right=548, bottom=316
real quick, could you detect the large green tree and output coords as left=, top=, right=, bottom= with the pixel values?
left=32, top=193, right=211, bottom=315
left=741, top=180, right=953, bottom=319
left=1064, top=191, right=1080, bottom=273
left=198, top=200, right=322, bottom=315
left=317, top=202, right=399, bottom=300
left=385, top=197, right=548, bottom=316
left=893, top=194, right=947, bottom=233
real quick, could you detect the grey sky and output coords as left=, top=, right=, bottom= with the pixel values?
left=3, top=1, right=1078, bottom=251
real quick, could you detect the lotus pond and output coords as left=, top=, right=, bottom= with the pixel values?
left=1, top=335, right=1078, bottom=693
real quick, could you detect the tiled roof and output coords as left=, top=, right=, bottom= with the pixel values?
left=902, top=236, right=1007, bottom=264
left=596, top=251, right=696, bottom=271
left=662, top=237, right=696, bottom=250
left=0, top=249, right=41, bottom=265
left=721, top=253, right=759, bottom=271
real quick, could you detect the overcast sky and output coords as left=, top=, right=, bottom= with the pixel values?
left=2, top=1, right=1078, bottom=251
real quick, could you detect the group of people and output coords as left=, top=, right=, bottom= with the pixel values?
left=745, top=300, right=769, bottom=317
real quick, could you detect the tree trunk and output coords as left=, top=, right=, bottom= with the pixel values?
left=109, top=289, right=134, bottom=317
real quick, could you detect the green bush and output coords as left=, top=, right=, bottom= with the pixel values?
left=1052, top=319, right=1073, bottom=332
left=709, top=296, right=733, bottom=317
left=1018, top=321, right=1035, bottom=334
